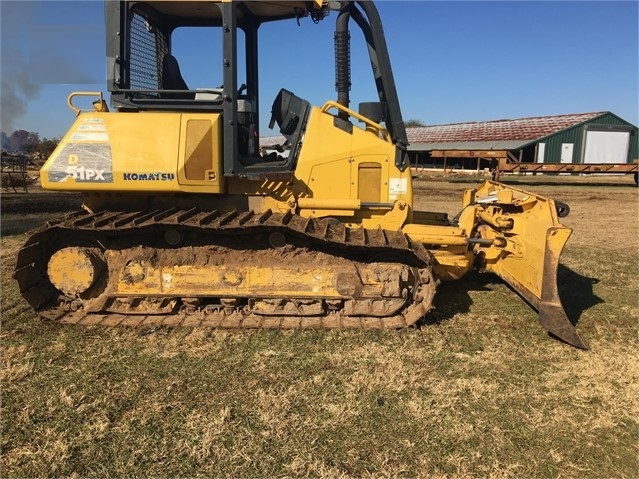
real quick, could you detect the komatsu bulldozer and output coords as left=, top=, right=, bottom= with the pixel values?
left=14, top=0, right=588, bottom=349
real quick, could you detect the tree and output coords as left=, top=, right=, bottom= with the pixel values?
left=23, top=131, right=41, bottom=154
left=0, top=130, right=58, bottom=157
left=38, top=137, right=60, bottom=158
left=7, top=130, right=29, bottom=152
left=6, top=130, right=40, bottom=153
left=405, top=119, right=425, bottom=128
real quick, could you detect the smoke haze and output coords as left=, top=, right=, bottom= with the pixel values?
left=1, top=1, right=101, bottom=134
left=1, top=2, right=40, bottom=134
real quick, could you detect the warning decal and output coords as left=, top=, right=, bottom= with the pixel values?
left=389, top=177, right=408, bottom=195
left=47, top=143, right=114, bottom=183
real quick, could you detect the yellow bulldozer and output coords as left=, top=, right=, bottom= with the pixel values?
left=14, top=0, right=588, bottom=349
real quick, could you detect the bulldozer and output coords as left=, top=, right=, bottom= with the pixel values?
left=14, top=0, right=588, bottom=349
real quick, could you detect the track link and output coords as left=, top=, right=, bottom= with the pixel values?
left=15, top=207, right=436, bottom=329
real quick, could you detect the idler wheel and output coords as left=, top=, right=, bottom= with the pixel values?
left=47, top=247, right=104, bottom=296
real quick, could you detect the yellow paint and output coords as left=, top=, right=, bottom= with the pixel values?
left=177, top=115, right=223, bottom=192
left=47, top=247, right=99, bottom=295
left=402, top=224, right=469, bottom=247
left=114, top=261, right=408, bottom=299
left=294, top=105, right=407, bottom=208
left=464, top=181, right=571, bottom=301
left=40, top=93, right=570, bottom=311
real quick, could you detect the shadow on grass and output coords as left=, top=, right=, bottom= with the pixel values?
left=0, top=214, right=57, bottom=237
left=419, top=264, right=602, bottom=329
left=1, top=192, right=81, bottom=237
left=418, top=270, right=490, bottom=326
left=556, top=263, right=603, bottom=326
left=439, top=176, right=637, bottom=188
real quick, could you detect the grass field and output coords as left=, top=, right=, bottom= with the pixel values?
left=1, top=178, right=637, bottom=478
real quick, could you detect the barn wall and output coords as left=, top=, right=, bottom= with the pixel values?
left=538, top=113, right=638, bottom=164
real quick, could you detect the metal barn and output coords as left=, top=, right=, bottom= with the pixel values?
left=407, top=111, right=638, bottom=173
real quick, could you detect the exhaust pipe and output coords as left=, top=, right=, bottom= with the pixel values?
left=335, top=2, right=352, bottom=118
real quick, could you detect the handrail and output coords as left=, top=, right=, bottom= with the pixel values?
left=320, top=101, right=391, bottom=143
left=67, top=91, right=107, bottom=116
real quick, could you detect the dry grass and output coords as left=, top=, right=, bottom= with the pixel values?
left=1, top=178, right=638, bottom=478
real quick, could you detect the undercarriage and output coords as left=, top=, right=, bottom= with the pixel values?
left=15, top=208, right=436, bottom=329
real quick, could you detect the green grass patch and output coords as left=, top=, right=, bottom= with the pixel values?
left=1, top=184, right=637, bottom=477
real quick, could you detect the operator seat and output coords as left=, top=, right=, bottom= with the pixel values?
left=161, top=54, right=193, bottom=99
left=266, top=88, right=310, bottom=166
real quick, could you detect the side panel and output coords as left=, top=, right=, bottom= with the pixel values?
left=293, top=107, right=411, bottom=210
left=177, top=114, right=224, bottom=193
left=41, top=112, right=224, bottom=194
left=42, top=114, right=116, bottom=188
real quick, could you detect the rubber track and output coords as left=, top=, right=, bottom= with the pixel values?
left=15, top=207, right=436, bottom=329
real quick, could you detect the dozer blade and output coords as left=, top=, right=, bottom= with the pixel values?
left=469, top=181, right=589, bottom=349
left=537, top=227, right=589, bottom=350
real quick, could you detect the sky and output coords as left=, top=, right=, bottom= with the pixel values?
left=1, top=0, right=637, bottom=140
